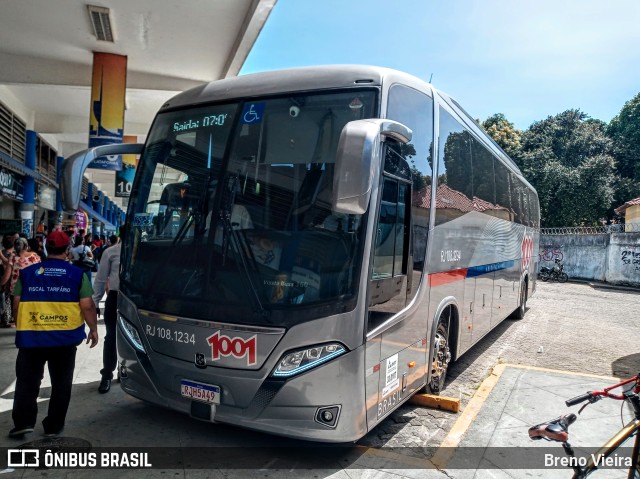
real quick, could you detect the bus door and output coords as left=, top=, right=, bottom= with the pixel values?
left=367, top=170, right=424, bottom=423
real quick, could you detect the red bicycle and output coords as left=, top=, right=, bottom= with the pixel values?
left=529, top=374, right=640, bottom=478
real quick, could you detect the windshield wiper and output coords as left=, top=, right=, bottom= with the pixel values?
left=220, top=175, right=266, bottom=314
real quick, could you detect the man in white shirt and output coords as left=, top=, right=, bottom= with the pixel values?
left=91, top=227, right=124, bottom=393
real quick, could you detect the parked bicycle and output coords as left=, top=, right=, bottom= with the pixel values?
left=528, top=373, right=640, bottom=478
left=539, top=258, right=569, bottom=282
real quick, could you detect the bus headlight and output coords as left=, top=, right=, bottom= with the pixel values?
left=118, top=315, right=146, bottom=353
left=271, top=343, right=346, bottom=378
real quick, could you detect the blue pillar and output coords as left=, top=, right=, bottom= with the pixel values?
left=21, top=131, right=37, bottom=237
left=87, top=183, right=95, bottom=235
left=101, top=195, right=108, bottom=220
left=92, top=188, right=103, bottom=236
left=106, top=198, right=113, bottom=228
left=55, top=155, right=64, bottom=226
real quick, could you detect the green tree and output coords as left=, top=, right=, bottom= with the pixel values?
left=481, top=113, right=522, bottom=159
left=608, top=93, right=640, bottom=180
left=606, top=93, right=640, bottom=209
left=516, top=110, right=616, bottom=227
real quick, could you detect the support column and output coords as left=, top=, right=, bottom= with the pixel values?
left=88, top=183, right=99, bottom=236
left=101, top=195, right=108, bottom=219
left=55, top=155, right=64, bottom=228
left=21, top=131, right=37, bottom=237
left=93, top=188, right=103, bottom=236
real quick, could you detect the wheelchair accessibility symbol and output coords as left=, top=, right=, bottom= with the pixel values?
left=241, top=102, right=265, bottom=124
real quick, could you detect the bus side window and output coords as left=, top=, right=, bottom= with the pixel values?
left=369, top=150, right=412, bottom=305
left=385, top=84, right=434, bottom=306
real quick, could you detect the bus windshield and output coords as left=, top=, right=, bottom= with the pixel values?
left=121, top=90, right=377, bottom=326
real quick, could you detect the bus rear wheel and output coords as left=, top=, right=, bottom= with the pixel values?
left=510, top=281, right=528, bottom=320
left=427, top=319, right=451, bottom=395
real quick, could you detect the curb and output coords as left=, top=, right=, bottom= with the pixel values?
left=555, top=278, right=640, bottom=293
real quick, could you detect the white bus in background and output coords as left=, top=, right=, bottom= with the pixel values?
left=61, top=65, right=539, bottom=442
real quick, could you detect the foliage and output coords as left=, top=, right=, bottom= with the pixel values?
left=481, top=113, right=522, bottom=159
left=515, top=110, right=616, bottom=227
left=607, top=93, right=640, bottom=182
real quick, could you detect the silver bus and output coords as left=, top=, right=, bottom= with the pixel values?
left=61, top=65, right=540, bottom=442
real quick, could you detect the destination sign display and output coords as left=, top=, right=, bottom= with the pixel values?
left=172, top=113, right=229, bottom=133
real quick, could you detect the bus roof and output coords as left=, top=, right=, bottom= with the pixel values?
left=160, top=65, right=419, bottom=111
left=159, top=64, right=526, bottom=180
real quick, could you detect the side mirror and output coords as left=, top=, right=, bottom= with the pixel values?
left=60, top=143, right=144, bottom=213
left=332, top=119, right=412, bottom=215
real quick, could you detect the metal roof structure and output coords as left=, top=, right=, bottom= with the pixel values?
left=0, top=0, right=277, bottom=210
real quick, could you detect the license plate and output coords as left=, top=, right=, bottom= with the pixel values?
left=180, top=380, right=221, bottom=405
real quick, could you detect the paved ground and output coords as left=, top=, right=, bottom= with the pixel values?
left=0, top=281, right=638, bottom=478
left=442, top=364, right=635, bottom=479
left=366, top=281, right=640, bottom=449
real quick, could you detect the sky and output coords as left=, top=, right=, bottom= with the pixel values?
left=241, top=0, right=640, bottom=131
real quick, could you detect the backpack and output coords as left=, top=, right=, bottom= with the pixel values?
left=74, top=248, right=96, bottom=272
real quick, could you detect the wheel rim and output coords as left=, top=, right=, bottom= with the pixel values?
left=430, top=324, right=451, bottom=393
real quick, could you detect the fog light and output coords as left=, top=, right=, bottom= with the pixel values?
left=321, top=410, right=334, bottom=422
left=119, top=365, right=128, bottom=378
left=315, top=406, right=340, bottom=428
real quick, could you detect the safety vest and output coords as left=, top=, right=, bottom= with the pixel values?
left=15, top=259, right=86, bottom=348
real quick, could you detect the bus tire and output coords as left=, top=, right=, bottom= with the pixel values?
left=426, top=318, right=451, bottom=395
left=510, top=281, right=528, bottom=320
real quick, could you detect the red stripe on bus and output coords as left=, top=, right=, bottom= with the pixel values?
left=428, top=268, right=468, bottom=287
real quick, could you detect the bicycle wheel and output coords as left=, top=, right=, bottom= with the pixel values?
left=558, top=272, right=568, bottom=283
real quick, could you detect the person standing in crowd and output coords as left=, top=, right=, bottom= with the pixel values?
left=92, top=228, right=123, bottom=393
left=0, top=234, right=16, bottom=327
left=27, top=238, right=46, bottom=261
left=93, top=234, right=108, bottom=264
left=91, top=234, right=102, bottom=251
left=9, top=231, right=98, bottom=438
left=1, top=238, right=41, bottom=326
left=69, top=235, right=94, bottom=281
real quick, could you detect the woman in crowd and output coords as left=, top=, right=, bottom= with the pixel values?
left=0, top=234, right=16, bottom=327
left=70, top=234, right=95, bottom=281
left=27, top=237, right=46, bottom=261
left=0, top=237, right=42, bottom=326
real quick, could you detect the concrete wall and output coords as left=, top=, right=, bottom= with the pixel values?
left=539, top=233, right=640, bottom=287
left=606, top=233, right=640, bottom=286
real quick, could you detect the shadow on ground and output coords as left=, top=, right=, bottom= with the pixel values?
left=612, top=353, right=640, bottom=378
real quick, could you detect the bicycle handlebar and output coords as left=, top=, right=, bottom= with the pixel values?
left=565, top=393, right=592, bottom=406
left=565, top=374, right=640, bottom=407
